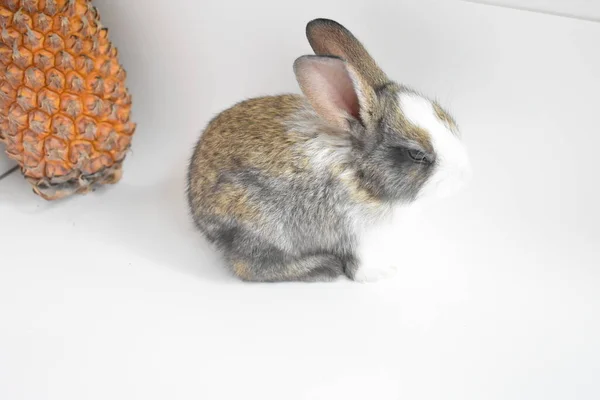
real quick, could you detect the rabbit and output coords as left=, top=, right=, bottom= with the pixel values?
left=187, top=18, right=471, bottom=283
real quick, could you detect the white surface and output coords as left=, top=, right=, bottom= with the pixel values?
left=467, top=0, right=600, bottom=21
left=1, top=0, right=599, bottom=399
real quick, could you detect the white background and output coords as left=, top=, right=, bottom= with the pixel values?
left=1, top=0, right=599, bottom=399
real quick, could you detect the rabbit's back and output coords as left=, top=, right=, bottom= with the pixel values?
left=188, top=95, right=317, bottom=225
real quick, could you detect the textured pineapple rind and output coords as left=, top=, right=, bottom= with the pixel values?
left=29, top=157, right=124, bottom=200
left=0, top=0, right=136, bottom=201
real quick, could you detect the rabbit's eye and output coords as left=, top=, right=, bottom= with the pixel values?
left=408, top=149, right=430, bottom=164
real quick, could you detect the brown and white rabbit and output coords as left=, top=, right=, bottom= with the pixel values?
left=187, top=18, right=471, bottom=282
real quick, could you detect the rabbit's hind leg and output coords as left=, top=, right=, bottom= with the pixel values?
left=229, top=252, right=345, bottom=282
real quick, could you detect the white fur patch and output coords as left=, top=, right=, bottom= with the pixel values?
left=304, top=134, right=352, bottom=171
left=399, top=93, right=471, bottom=199
left=353, top=203, right=421, bottom=282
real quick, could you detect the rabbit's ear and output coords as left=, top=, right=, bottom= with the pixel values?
left=294, top=55, right=375, bottom=130
left=306, top=19, right=388, bottom=88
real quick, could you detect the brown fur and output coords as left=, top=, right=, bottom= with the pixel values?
left=188, top=95, right=312, bottom=222
left=433, top=102, right=459, bottom=134
left=339, top=170, right=382, bottom=207
left=397, top=117, right=434, bottom=154
left=232, top=260, right=250, bottom=280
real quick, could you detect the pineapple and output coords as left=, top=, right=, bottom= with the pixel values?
left=0, top=0, right=135, bottom=200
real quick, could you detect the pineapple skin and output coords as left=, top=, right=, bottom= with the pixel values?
left=0, top=0, right=136, bottom=200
